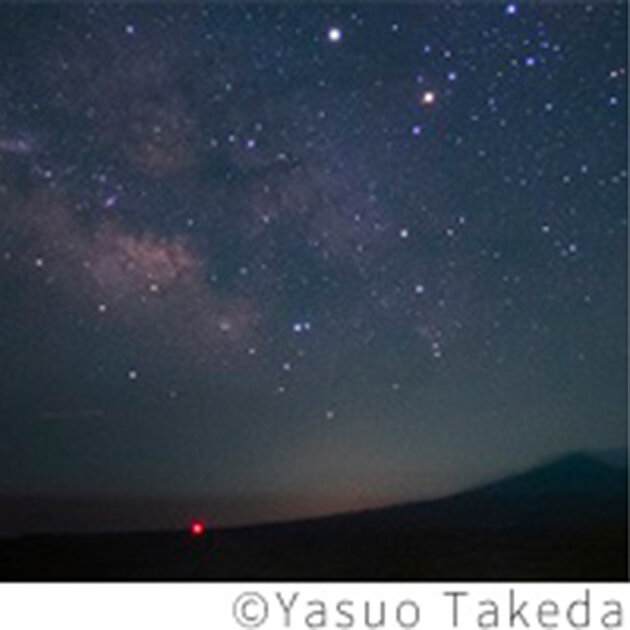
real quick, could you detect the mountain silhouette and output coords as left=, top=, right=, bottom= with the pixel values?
left=0, top=451, right=626, bottom=580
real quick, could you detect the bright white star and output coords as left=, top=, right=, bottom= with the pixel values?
left=422, top=91, right=436, bottom=105
left=327, top=27, right=342, bottom=43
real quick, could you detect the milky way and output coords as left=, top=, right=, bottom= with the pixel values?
left=0, top=3, right=626, bottom=530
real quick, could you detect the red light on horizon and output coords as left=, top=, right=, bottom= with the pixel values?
left=190, top=521, right=205, bottom=537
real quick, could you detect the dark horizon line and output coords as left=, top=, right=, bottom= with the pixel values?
left=1, top=446, right=626, bottom=541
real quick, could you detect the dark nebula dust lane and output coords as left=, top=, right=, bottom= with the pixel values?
left=0, top=3, right=626, bottom=532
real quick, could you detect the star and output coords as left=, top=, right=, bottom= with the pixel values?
left=421, top=91, right=436, bottom=106
left=103, top=195, right=118, bottom=208
left=218, top=319, right=232, bottom=333
left=327, top=27, right=342, bottom=43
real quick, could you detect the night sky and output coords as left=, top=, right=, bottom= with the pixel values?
left=0, top=3, right=627, bottom=532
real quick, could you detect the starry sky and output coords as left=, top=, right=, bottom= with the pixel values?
left=0, top=3, right=627, bottom=532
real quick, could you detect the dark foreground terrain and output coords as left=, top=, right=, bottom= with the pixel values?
left=0, top=453, right=627, bottom=581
